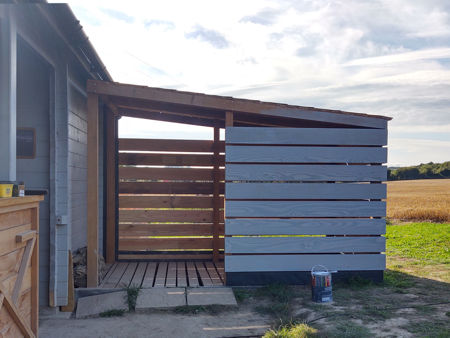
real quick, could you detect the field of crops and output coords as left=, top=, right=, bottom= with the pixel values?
left=387, top=179, right=450, bottom=222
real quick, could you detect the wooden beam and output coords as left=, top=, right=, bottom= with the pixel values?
left=105, top=110, right=116, bottom=264
left=87, top=93, right=99, bottom=287
left=226, top=111, right=234, bottom=127
left=213, top=125, right=221, bottom=263
left=30, top=205, right=39, bottom=335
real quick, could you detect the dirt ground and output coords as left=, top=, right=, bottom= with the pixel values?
left=40, top=270, right=450, bottom=337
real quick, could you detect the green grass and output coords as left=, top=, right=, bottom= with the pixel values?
left=126, top=285, right=141, bottom=311
left=386, top=222, right=450, bottom=264
left=99, top=309, right=126, bottom=317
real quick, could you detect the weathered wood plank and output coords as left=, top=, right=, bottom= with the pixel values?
left=225, top=164, right=387, bottom=182
left=130, top=262, right=147, bottom=288
left=119, top=138, right=225, bottom=152
left=119, top=223, right=224, bottom=237
left=119, top=210, right=223, bottom=223
left=0, top=209, right=31, bottom=231
left=176, top=262, right=187, bottom=287
left=117, top=262, right=137, bottom=288
left=226, top=201, right=386, bottom=217
left=213, top=125, right=221, bottom=263
left=225, top=219, right=386, bottom=235
left=105, top=112, right=117, bottom=264
left=154, top=262, right=167, bottom=287
left=119, top=181, right=224, bottom=195
left=195, top=262, right=213, bottom=286
left=166, top=262, right=177, bottom=287
left=119, top=153, right=225, bottom=166
left=226, top=237, right=385, bottom=254
left=187, top=262, right=199, bottom=287
left=141, top=262, right=157, bottom=288
left=118, top=254, right=220, bottom=261
left=226, top=127, right=387, bottom=145
left=226, top=146, right=387, bottom=164
left=118, top=238, right=224, bottom=251
left=226, top=183, right=386, bottom=200
left=205, top=262, right=223, bottom=285
left=119, top=167, right=224, bottom=181
left=225, top=254, right=386, bottom=272
left=119, top=196, right=222, bottom=209
left=101, top=262, right=127, bottom=288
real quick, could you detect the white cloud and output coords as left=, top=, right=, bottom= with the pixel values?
left=52, top=0, right=450, bottom=166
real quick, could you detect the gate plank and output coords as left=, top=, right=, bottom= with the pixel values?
left=225, top=201, right=386, bottom=218
left=226, top=127, right=387, bottom=145
left=119, top=167, right=224, bottom=181
left=119, top=223, right=224, bottom=237
left=226, top=146, right=387, bottom=164
left=119, top=210, right=223, bottom=223
left=119, top=153, right=224, bottom=166
left=225, top=164, right=387, bottom=182
left=226, top=183, right=386, bottom=200
left=119, top=138, right=225, bottom=152
left=119, top=182, right=225, bottom=195
left=118, top=238, right=223, bottom=251
left=225, top=254, right=386, bottom=272
left=119, top=196, right=221, bottom=209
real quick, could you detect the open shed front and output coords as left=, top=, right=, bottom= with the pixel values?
left=85, top=79, right=390, bottom=287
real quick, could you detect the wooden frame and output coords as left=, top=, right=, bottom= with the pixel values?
left=16, top=127, right=36, bottom=159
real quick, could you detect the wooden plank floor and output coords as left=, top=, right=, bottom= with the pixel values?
left=100, top=261, right=225, bottom=288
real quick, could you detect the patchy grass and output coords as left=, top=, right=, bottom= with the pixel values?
left=263, top=322, right=318, bottom=338
left=323, top=321, right=372, bottom=338
left=255, top=283, right=296, bottom=303
left=126, top=285, right=141, bottom=311
left=386, top=222, right=450, bottom=265
left=402, top=320, right=450, bottom=337
left=233, top=288, right=255, bottom=303
left=99, top=309, right=126, bottom=317
left=387, top=179, right=450, bottom=222
left=172, top=304, right=231, bottom=315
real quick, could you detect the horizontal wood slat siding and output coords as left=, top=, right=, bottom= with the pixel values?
left=225, top=127, right=387, bottom=276
left=226, top=146, right=387, bottom=164
left=226, top=201, right=386, bottom=218
left=119, top=223, right=224, bottom=236
left=119, top=138, right=225, bottom=152
left=225, top=219, right=386, bottom=235
left=225, top=254, right=386, bottom=272
left=226, top=164, right=387, bottom=182
left=119, top=196, right=223, bottom=209
left=119, top=153, right=225, bottom=166
left=226, top=183, right=386, bottom=200
left=120, top=210, right=224, bottom=223
left=226, top=237, right=385, bottom=254
left=119, top=182, right=225, bottom=194
left=119, top=167, right=225, bottom=181
left=119, top=238, right=224, bottom=251
left=226, top=127, right=387, bottom=145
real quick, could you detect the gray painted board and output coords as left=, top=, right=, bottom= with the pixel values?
left=226, top=183, right=386, bottom=199
left=226, top=201, right=386, bottom=217
left=226, top=127, right=387, bottom=145
left=225, top=254, right=386, bottom=272
left=225, top=164, right=387, bottom=182
left=226, top=236, right=385, bottom=253
left=226, top=146, right=387, bottom=164
left=225, top=219, right=386, bottom=235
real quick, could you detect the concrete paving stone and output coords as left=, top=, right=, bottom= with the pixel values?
left=136, top=288, right=186, bottom=310
left=187, top=287, right=237, bottom=306
left=76, top=291, right=128, bottom=318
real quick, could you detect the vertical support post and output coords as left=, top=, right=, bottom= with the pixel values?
left=0, top=12, right=17, bottom=181
left=30, top=205, right=39, bottom=335
left=225, top=111, right=234, bottom=127
left=87, top=93, right=99, bottom=287
left=212, top=124, right=221, bottom=263
left=105, top=109, right=116, bottom=264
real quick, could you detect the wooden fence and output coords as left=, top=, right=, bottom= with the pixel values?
left=225, top=127, right=387, bottom=284
left=118, top=138, right=225, bottom=261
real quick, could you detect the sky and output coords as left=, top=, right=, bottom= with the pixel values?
left=57, top=0, right=449, bottom=166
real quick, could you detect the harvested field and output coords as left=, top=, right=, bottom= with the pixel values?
left=387, top=179, right=450, bottom=222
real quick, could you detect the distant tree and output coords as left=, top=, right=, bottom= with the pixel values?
left=387, top=161, right=450, bottom=181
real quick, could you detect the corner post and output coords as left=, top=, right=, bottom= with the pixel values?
left=87, top=93, right=99, bottom=287
left=212, top=124, right=221, bottom=262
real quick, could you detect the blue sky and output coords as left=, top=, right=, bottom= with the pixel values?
left=58, top=0, right=449, bottom=166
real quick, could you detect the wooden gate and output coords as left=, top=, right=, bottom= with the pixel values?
left=118, top=138, right=225, bottom=261
left=0, top=196, right=42, bottom=338
left=224, top=127, right=387, bottom=284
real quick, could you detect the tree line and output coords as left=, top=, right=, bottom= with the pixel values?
left=388, top=161, right=450, bottom=181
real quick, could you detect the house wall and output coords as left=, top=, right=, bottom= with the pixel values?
left=16, top=37, right=52, bottom=306
left=0, top=4, right=105, bottom=307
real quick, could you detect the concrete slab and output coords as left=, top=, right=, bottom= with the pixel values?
left=136, top=288, right=186, bottom=310
left=76, top=291, right=128, bottom=318
left=187, top=287, right=237, bottom=306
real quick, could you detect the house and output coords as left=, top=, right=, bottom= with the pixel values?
left=0, top=2, right=111, bottom=309
left=1, top=1, right=391, bottom=316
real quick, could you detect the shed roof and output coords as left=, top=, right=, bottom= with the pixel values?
left=88, top=80, right=391, bottom=129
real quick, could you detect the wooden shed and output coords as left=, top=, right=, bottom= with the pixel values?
left=86, top=80, right=391, bottom=287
